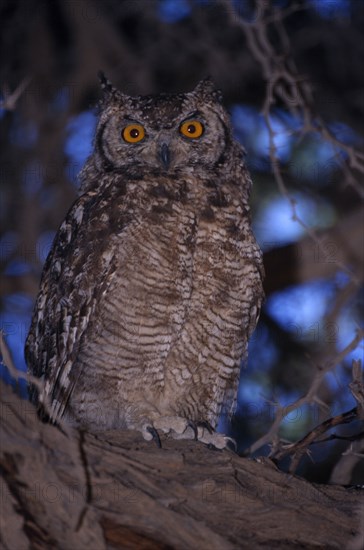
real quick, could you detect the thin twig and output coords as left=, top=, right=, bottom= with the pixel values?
left=0, top=77, right=32, bottom=111
left=272, top=406, right=360, bottom=472
left=246, top=330, right=364, bottom=455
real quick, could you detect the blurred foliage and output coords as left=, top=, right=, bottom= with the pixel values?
left=1, top=0, right=363, bottom=483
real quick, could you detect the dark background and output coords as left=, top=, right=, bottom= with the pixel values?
left=1, top=0, right=363, bottom=483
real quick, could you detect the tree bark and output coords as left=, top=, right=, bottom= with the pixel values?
left=0, top=381, right=362, bottom=550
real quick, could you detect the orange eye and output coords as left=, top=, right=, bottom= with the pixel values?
left=122, top=124, right=145, bottom=143
left=179, top=120, right=204, bottom=139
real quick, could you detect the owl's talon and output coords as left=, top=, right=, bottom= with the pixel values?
left=197, top=430, right=236, bottom=450
left=187, top=420, right=198, bottom=440
left=146, top=426, right=162, bottom=448
left=196, top=420, right=213, bottom=434
left=226, top=438, right=238, bottom=453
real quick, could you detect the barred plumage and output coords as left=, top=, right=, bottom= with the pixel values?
left=25, top=75, right=264, bottom=448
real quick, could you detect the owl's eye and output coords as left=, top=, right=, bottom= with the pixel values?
left=179, top=120, right=204, bottom=139
left=122, top=124, right=145, bottom=143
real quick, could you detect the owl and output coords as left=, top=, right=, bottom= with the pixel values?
left=25, top=73, right=264, bottom=449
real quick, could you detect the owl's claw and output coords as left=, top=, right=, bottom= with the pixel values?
left=197, top=430, right=237, bottom=451
left=140, top=416, right=235, bottom=451
left=196, top=420, right=213, bottom=434
left=187, top=420, right=213, bottom=440
left=146, top=425, right=162, bottom=448
left=150, top=416, right=235, bottom=450
left=226, top=438, right=238, bottom=453
left=187, top=420, right=198, bottom=440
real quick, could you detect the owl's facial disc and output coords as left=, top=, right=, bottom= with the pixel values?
left=99, top=101, right=227, bottom=174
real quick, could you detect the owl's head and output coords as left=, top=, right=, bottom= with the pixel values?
left=91, top=73, right=237, bottom=177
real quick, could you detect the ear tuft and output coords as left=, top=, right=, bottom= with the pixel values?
left=193, top=77, right=223, bottom=103
left=98, top=71, right=118, bottom=98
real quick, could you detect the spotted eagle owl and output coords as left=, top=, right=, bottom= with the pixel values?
left=25, top=74, right=264, bottom=448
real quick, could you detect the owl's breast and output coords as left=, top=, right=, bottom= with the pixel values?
left=76, top=189, right=197, bottom=392
left=101, top=174, right=259, bottom=320
left=76, top=175, right=262, bottom=399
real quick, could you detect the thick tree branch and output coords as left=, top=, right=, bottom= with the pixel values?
left=0, top=380, right=362, bottom=550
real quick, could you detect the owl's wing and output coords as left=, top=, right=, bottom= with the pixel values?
left=25, top=190, right=118, bottom=422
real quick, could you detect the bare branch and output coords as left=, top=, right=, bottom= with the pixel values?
left=246, top=329, right=364, bottom=455
left=0, top=77, right=32, bottom=111
left=349, top=359, right=364, bottom=417
left=272, top=406, right=361, bottom=473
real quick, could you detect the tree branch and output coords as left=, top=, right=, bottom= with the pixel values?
left=0, top=380, right=362, bottom=549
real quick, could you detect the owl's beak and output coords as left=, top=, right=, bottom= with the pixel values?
left=159, top=143, right=170, bottom=169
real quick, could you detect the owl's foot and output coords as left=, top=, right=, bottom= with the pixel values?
left=197, top=429, right=237, bottom=451
left=141, top=416, right=236, bottom=450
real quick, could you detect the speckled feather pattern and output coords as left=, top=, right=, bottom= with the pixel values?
left=25, top=78, right=264, bottom=445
